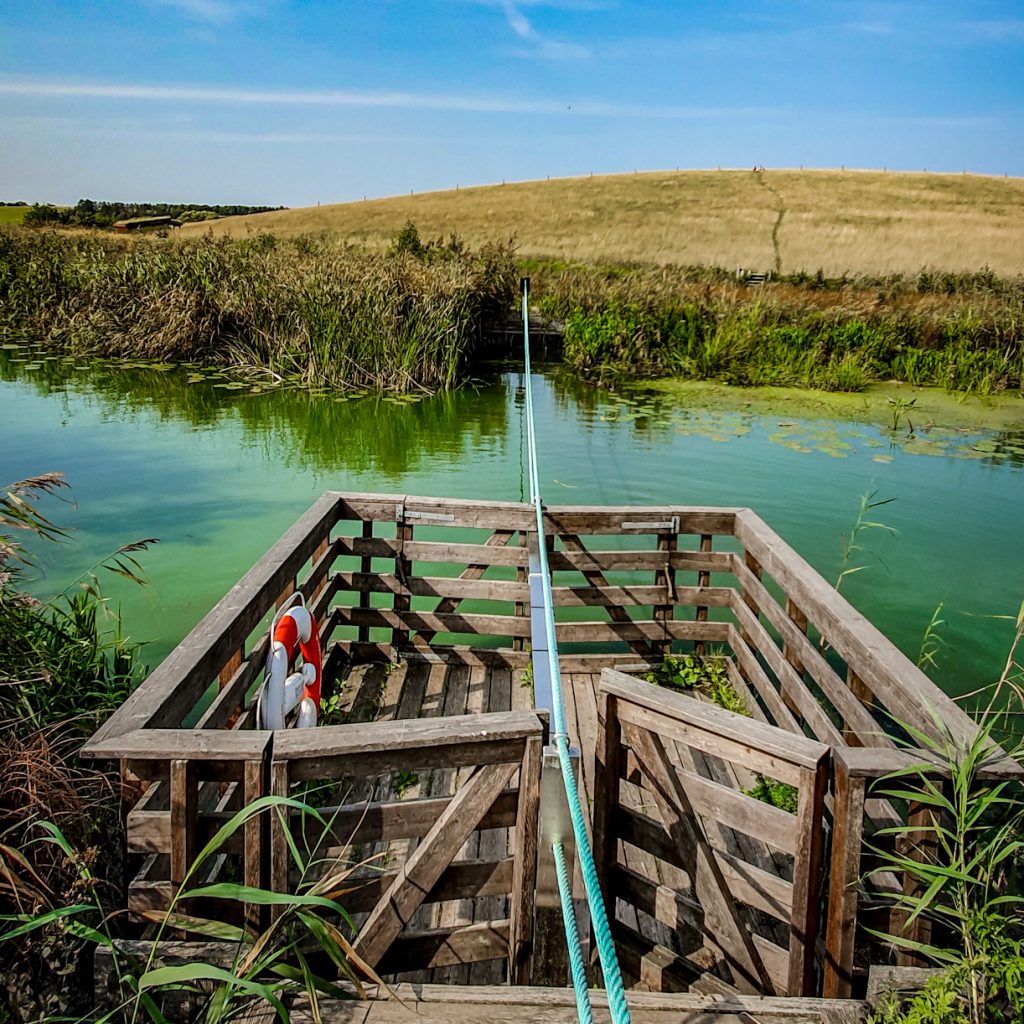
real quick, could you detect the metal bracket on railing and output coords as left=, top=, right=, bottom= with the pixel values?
left=621, top=516, right=679, bottom=532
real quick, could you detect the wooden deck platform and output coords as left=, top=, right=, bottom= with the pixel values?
left=83, top=492, right=1020, bottom=1010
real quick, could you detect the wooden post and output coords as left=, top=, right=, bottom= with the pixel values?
left=169, top=759, right=198, bottom=911
left=694, top=533, right=712, bottom=655
left=357, top=518, right=373, bottom=645
left=782, top=597, right=808, bottom=725
left=893, top=800, right=937, bottom=968
left=393, top=508, right=413, bottom=650
left=592, top=691, right=622, bottom=914
left=269, top=759, right=290, bottom=922
left=508, top=733, right=542, bottom=983
left=824, top=750, right=867, bottom=998
left=218, top=648, right=243, bottom=691
left=243, top=758, right=265, bottom=933
left=846, top=668, right=874, bottom=745
left=514, top=530, right=528, bottom=652
left=654, top=530, right=677, bottom=658
left=787, top=751, right=830, bottom=996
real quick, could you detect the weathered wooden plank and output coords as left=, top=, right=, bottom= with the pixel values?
left=823, top=750, right=868, bottom=999
left=273, top=711, right=542, bottom=781
left=601, top=670, right=825, bottom=786
left=342, top=573, right=524, bottom=607
left=85, top=492, right=342, bottom=748
left=729, top=555, right=888, bottom=747
left=557, top=619, right=730, bottom=644
left=375, top=920, right=511, bottom=975
left=87, top=729, right=270, bottom=763
left=333, top=604, right=531, bottom=638
left=624, top=722, right=768, bottom=995
left=549, top=548, right=734, bottom=574
left=356, top=759, right=519, bottom=967
left=334, top=536, right=734, bottom=574
left=732, top=508, right=993, bottom=753
left=787, top=756, right=830, bottom=996
left=342, top=858, right=514, bottom=915
left=619, top=751, right=798, bottom=855
left=544, top=507, right=739, bottom=536
left=335, top=492, right=535, bottom=531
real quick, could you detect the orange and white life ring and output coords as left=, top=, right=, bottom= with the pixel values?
left=257, top=593, right=322, bottom=729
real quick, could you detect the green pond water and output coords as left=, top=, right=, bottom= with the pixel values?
left=3, top=343, right=1024, bottom=700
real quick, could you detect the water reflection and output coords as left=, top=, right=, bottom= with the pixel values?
left=1, top=346, right=510, bottom=480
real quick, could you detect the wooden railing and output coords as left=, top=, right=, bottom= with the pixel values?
left=82, top=491, right=1018, bottom=999
left=594, top=669, right=830, bottom=997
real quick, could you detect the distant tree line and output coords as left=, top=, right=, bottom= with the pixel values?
left=20, top=199, right=285, bottom=229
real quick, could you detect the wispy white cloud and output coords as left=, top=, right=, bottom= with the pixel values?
left=0, top=76, right=777, bottom=119
left=496, top=0, right=591, bottom=59
left=957, top=19, right=1024, bottom=43
left=149, top=0, right=259, bottom=24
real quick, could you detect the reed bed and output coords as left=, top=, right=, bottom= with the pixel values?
left=0, top=229, right=517, bottom=392
left=531, top=261, right=1024, bottom=393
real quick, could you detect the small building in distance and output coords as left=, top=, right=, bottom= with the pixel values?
left=113, top=215, right=181, bottom=233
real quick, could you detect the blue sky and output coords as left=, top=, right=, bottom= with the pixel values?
left=1, top=1, right=1022, bottom=205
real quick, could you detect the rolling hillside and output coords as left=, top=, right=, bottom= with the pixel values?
left=180, top=169, right=1024, bottom=277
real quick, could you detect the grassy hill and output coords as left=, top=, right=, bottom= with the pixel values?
left=180, top=169, right=1024, bottom=277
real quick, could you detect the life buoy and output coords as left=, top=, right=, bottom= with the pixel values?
left=256, top=593, right=322, bottom=730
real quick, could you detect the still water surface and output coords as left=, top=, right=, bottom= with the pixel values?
left=3, top=347, right=1023, bottom=699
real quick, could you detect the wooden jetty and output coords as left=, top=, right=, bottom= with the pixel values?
left=83, top=491, right=1019, bottom=1022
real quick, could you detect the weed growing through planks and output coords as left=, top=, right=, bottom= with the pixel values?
left=645, top=652, right=800, bottom=813
left=392, top=771, right=419, bottom=798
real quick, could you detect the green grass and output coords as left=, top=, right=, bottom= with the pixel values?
left=0, top=207, right=29, bottom=226
left=537, top=265, right=1024, bottom=394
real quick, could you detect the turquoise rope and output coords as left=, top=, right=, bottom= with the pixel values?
left=554, top=841, right=593, bottom=1024
left=521, top=280, right=631, bottom=1024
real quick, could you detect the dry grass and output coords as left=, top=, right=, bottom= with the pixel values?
left=181, top=169, right=1024, bottom=277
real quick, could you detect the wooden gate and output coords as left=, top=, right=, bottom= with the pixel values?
left=269, top=710, right=544, bottom=982
left=593, top=669, right=830, bottom=997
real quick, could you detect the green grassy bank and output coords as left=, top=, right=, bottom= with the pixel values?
left=530, top=261, right=1024, bottom=394
left=0, top=228, right=516, bottom=392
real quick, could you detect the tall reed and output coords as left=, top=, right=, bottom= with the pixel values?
left=534, top=261, right=1024, bottom=393
left=0, top=229, right=517, bottom=393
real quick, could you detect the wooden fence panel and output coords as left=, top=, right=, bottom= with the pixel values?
left=594, top=669, right=830, bottom=998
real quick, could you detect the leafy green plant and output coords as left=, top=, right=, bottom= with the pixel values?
left=745, top=776, right=800, bottom=814
left=392, top=771, right=419, bottom=798
left=888, top=396, right=918, bottom=432
left=866, top=621, right=1024, bottom=1024
left=918, top=602, right=949, bottom=674
left=835, top=488, right=896, bottom=596
left=646, top=653, right=799, bottom=813
left=1, top=798, right=384, bottom=1024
